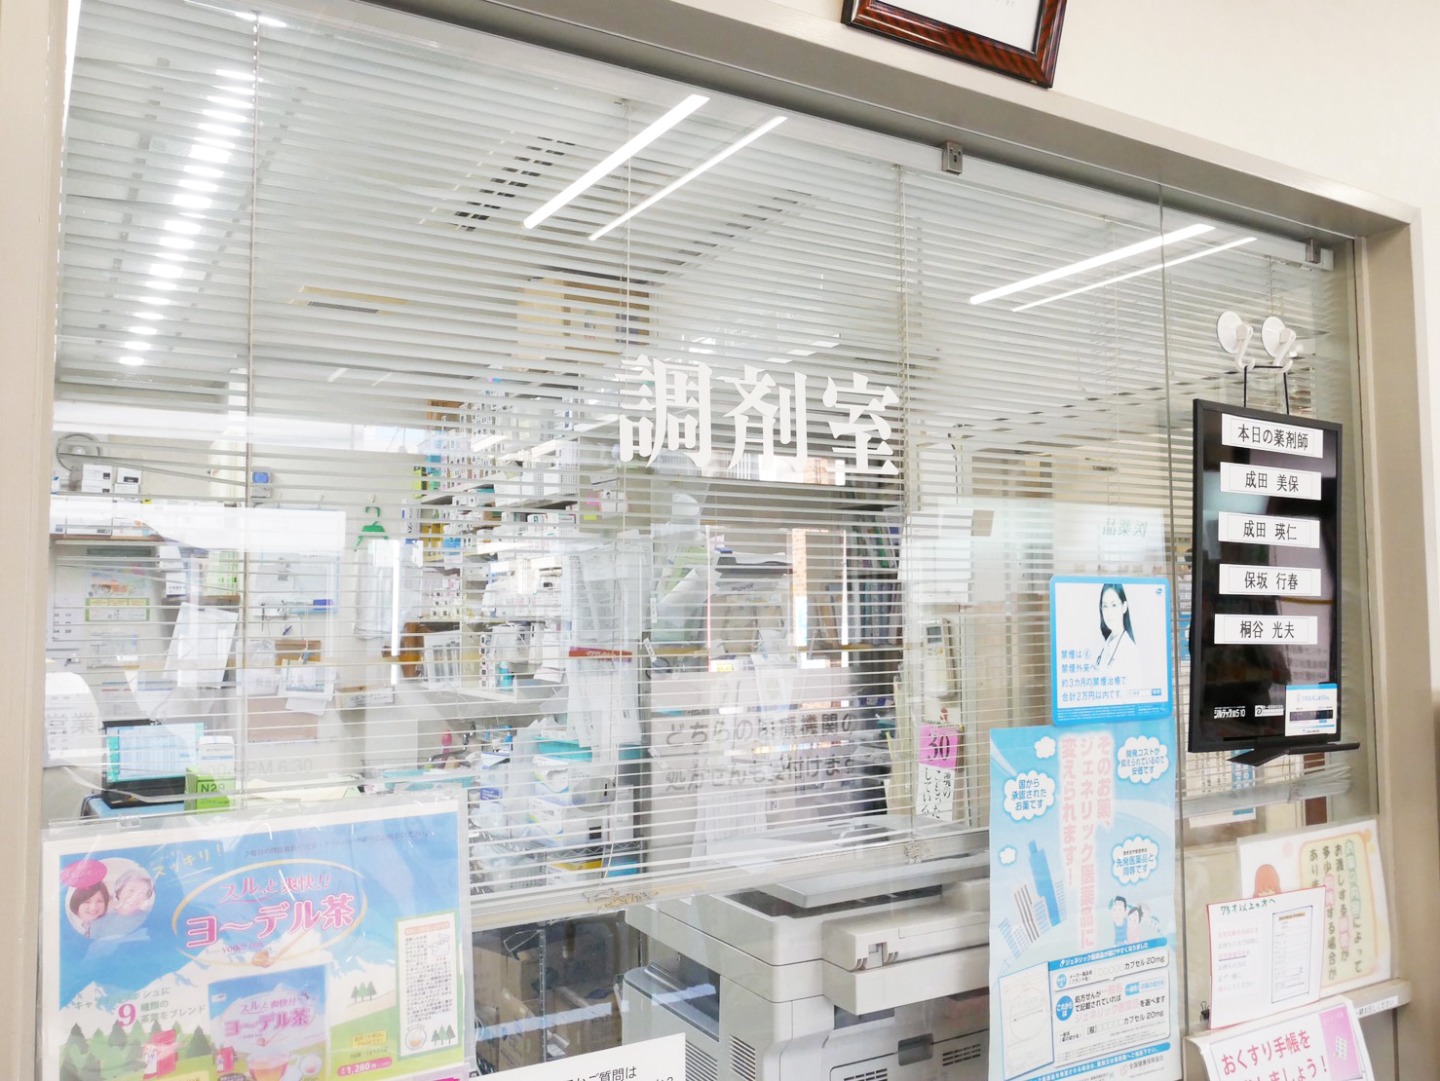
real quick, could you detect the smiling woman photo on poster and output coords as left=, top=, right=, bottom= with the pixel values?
left=1051, top=575, right=1172, bottom=724
left=1093, top=581, right=1140, bottom=678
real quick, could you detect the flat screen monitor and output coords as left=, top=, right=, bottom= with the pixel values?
left=101, top=720, right=205, bottom=805
left=1187, top=399, right=1350, bottom=765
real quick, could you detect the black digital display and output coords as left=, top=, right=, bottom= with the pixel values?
left=1188, top=399, right=1349, bottom=765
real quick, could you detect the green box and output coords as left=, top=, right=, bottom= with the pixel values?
left=185, top=769, right=233, bottom=811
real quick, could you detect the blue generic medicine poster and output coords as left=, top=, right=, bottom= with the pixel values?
left=1051, top=576, right=1173, bottom=725
left=989, top=720, right=1179, bottom=1081
left=42, top=798, right=471, bottom=1081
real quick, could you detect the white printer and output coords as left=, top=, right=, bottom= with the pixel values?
left=622, top=852, right=991, bottom=1081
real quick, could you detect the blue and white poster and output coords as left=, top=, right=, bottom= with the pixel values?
left=1051, top=576, right=1173, bottom=725
left=42, top=798, right=471, bottom=1081
left=988, top=720, right=1180, bottom=1081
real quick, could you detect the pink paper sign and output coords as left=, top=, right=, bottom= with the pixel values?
left=920, top=724, right=959, bottom=770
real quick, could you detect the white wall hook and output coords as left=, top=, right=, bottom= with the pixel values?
left=1261, top=315, right=1297, bottom=373
left=1216, top=311, right=1255, bottom=371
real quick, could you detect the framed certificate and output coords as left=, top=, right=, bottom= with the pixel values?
left=843, top=0, right=1068, bottom=87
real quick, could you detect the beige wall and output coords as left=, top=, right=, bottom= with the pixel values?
left=0, top=0, right=62, bottom=1069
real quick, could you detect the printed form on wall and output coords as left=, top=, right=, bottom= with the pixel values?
left=1206, top=887, right=1325, bottom=1029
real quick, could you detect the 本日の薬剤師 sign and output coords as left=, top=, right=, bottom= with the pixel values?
left=1189, top=400, right=1344, bottom=763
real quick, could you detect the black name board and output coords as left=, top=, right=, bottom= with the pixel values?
left=1188, top=399, right=1348, bottom=765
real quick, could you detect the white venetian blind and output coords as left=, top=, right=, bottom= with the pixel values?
left=49, top=0, right=1368, bottom=926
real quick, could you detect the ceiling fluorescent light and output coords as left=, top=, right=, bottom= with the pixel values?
left=524, top=93, right=709, bottom=230
left=1012, top=236, right=1257, bottom=312
left=969, top=222, right=1214, bottom=305
left=766, top=334, right=840, bottom=364
left=588, top=115, right=787, bottom=242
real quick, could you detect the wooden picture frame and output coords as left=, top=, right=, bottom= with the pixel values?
left=843, top=0, right=1068, bottom=88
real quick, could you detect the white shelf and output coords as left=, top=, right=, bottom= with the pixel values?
left=416, top=480, right=494, bottom=506
left=1181, top=762, right=1351, bottom=819
left=453, top=680, right=560, bottom=703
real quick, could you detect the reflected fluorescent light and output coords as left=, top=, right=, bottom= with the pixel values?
left=172, top=194, right=211, bottom=209
left=137, top=295, right=171, bottom=306
left=131, top=311, right=164, bottom=320
left=126, top=325, right=159, bottom=336
left=121, top=341, right=151, bottom=351
left=117, top=355, right=146, bottom=367
left=589, top=115, right=786, bottom=242
left=164, top=219, right=202, bottom=235
left=159, top=237, right=195, bottom=250
left=144, top=281, right=178, bottom=292
left=215, top=69, right=255, bottom=81
left=766, top=334, right=841, bottom=365
left=326, top=367, right=349, bottom=383
left=189, top=143, right=232, bottom=163
left=202, top=109, right=246, bottom=124
left=207, top=95, right=252, bottom=108
left=183, top=164, right=223, bottom=178
left=1013, top=236, right=1258, bottom=313
left=573, top=415, right=616, bottom=434
left=178, top=179, right=218, bottom=193
left=523, top=93, right=709, bottom=230
left=969, top=223, right=1214, bottom=305
left=198, top=123, right=241, bottom=138
left=230, top=12, right=287, bottom=27
left=149, top=263, right=185, bottom=278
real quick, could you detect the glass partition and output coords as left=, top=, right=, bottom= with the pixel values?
left=46, top=0, right=1369, bottom=1075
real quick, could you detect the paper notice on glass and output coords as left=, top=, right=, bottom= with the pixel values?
left=1207, top=887, right=1325, bottom=1029
left=917, top=723, right=960, bottom=821
left=1196, top=996, right=1373, bottom=1081
left=989, top=720, right=1180, bottom=1081
left=165, top=601, right=238, bottom=687
left=396, top=912, right=461, bottom=1059
left=998, top=963, right=1054, bottom=1078
left=241, top=637, right=281, bottom=696
left=43, top=671, right=100, bottom=766
left=1236, top=820, right=1391, bottom=995
left=482, top=1034, right=685, bottom=1081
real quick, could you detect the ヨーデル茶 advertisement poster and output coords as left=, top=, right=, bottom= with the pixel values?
left=42, top=798, right=470, bottom=1081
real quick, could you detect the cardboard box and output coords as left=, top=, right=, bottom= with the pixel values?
left=474, top=917, right=640, bottom=1020
left=473, top=928, right=559, bottom=1009
left=526, top=795, right=598, bottom=847
left=336, top=685, right=396, bottom=709
left=112, top=466, right=142, bottom=494
left=496, top=990, right=543, bottom=1067
left=75, top=462, right=114, bottom=493
left=548, top=984, right=621, bottom=1059
left=475, top=917, right=639, bottom=1069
